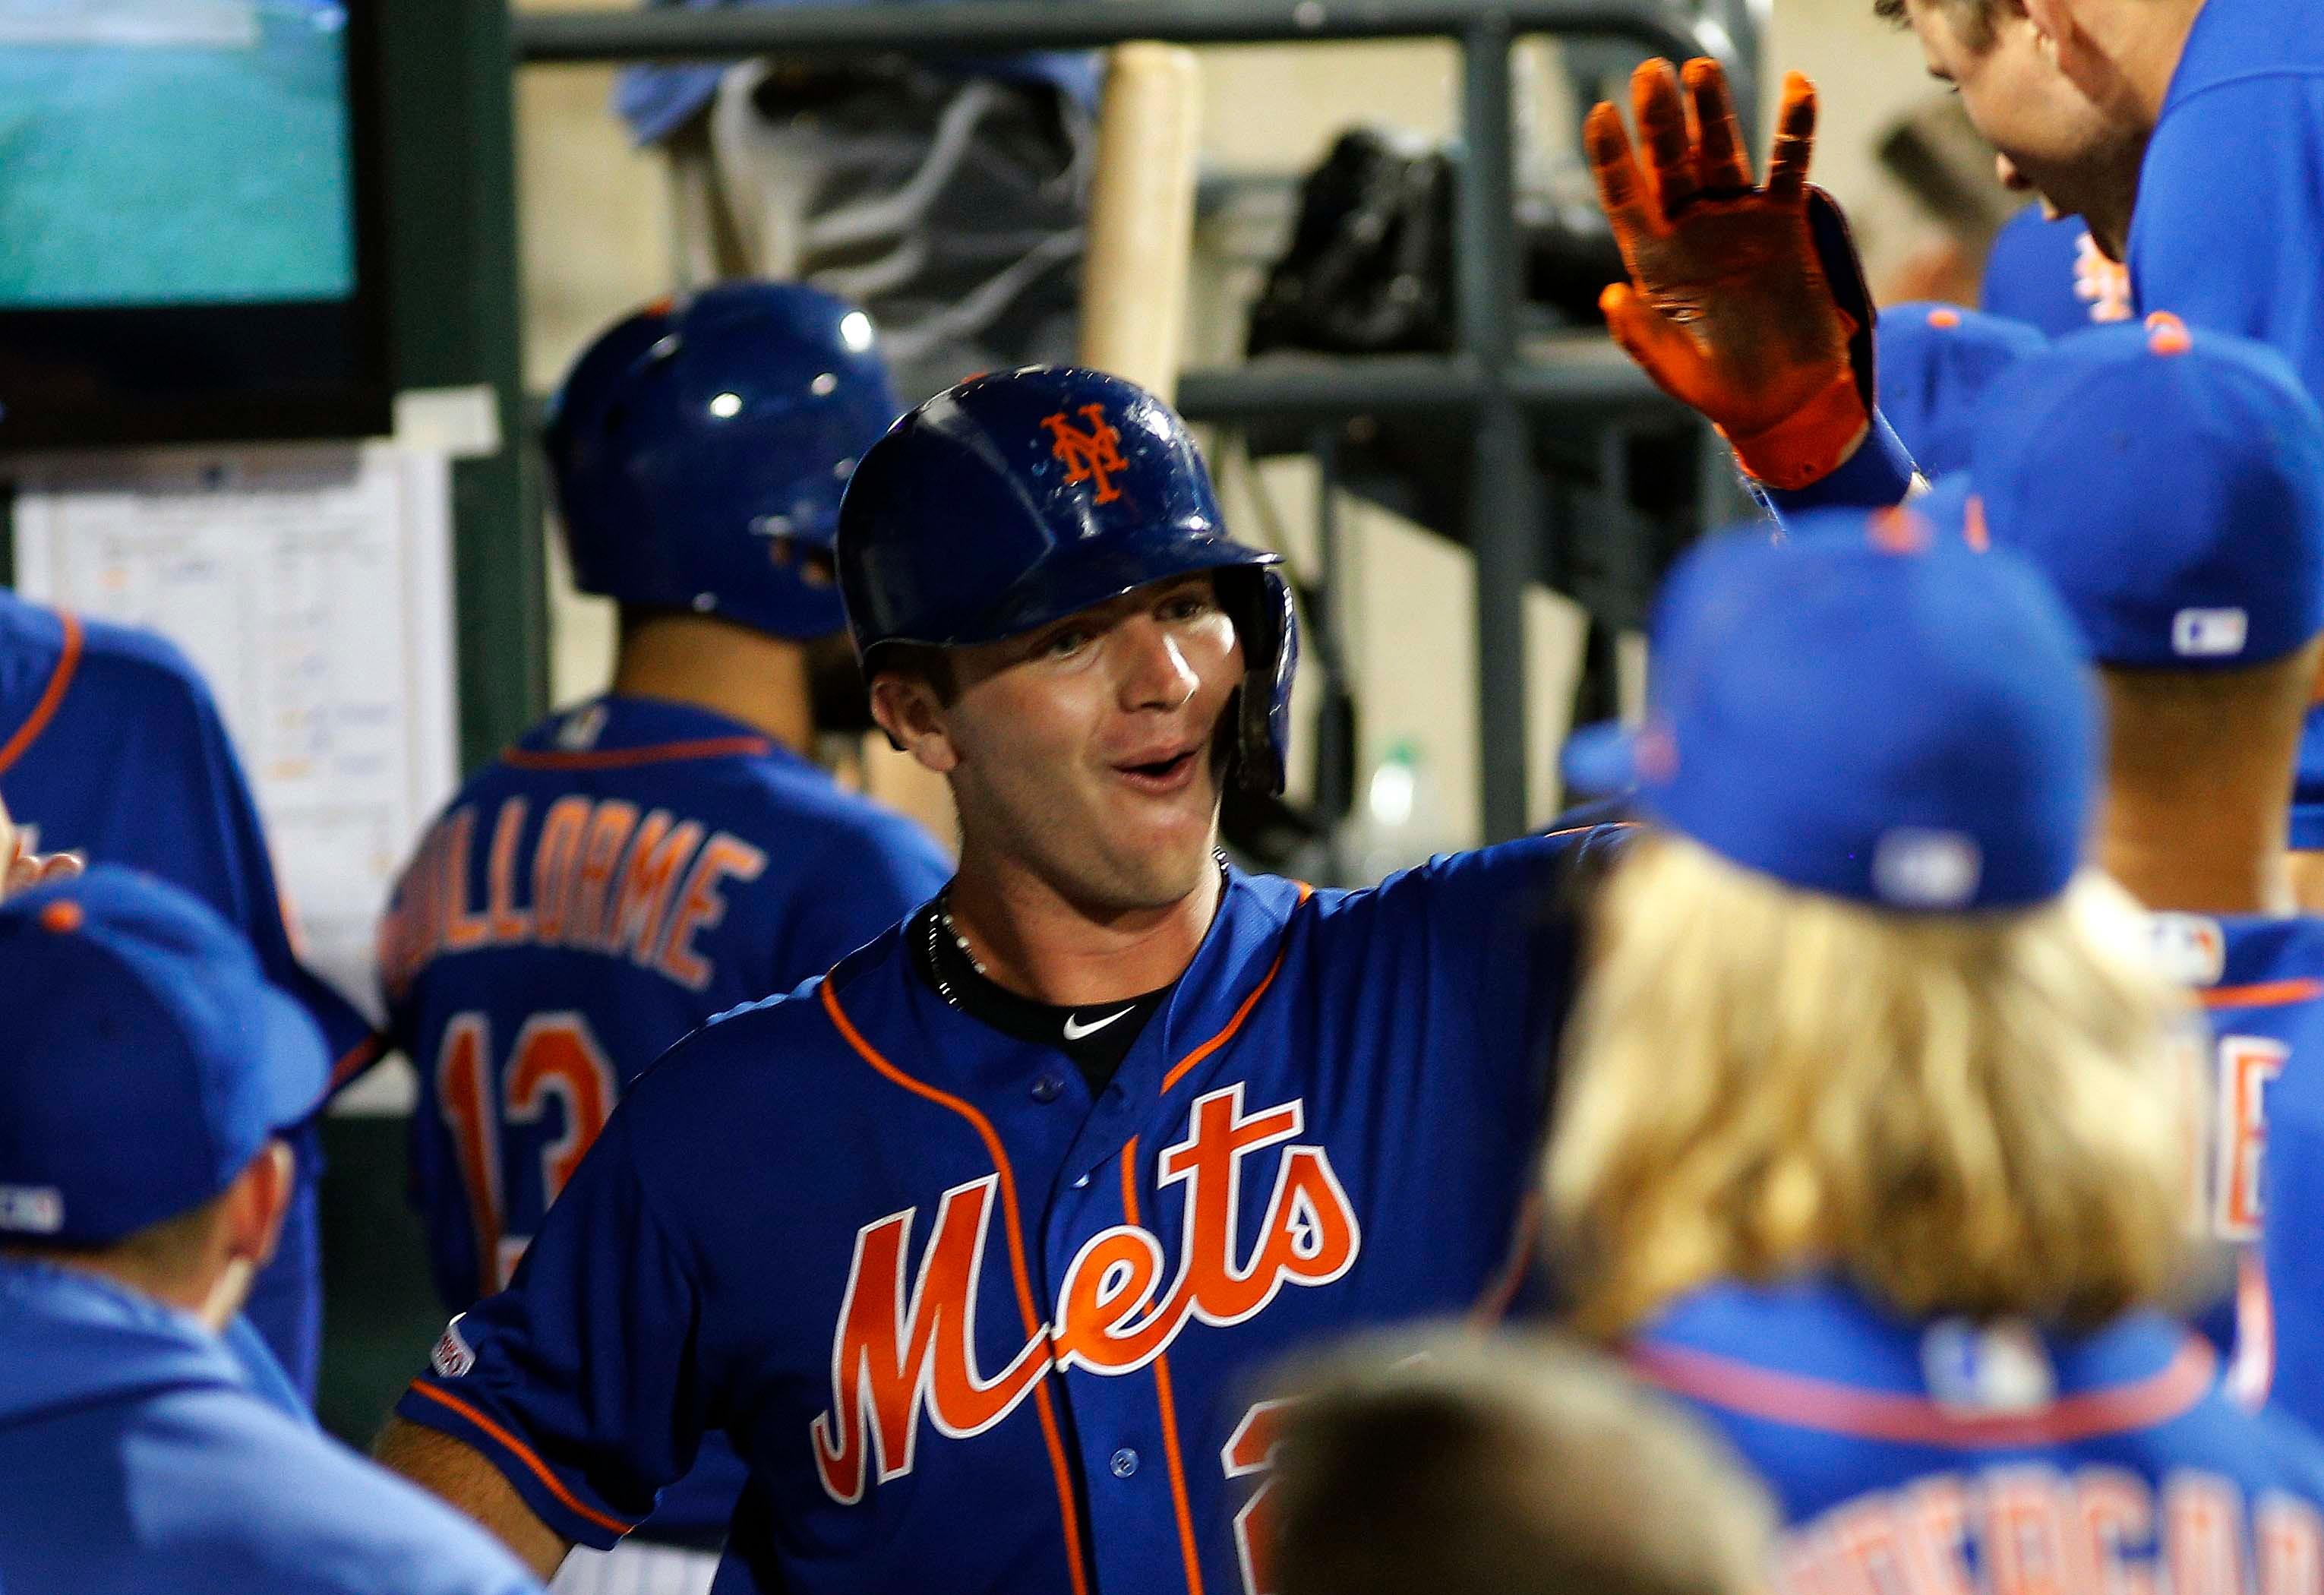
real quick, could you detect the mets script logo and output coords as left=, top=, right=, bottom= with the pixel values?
left=1042, top=404, right=1128, bottom=504
left=810, top=1084, right=1360, bottom=1504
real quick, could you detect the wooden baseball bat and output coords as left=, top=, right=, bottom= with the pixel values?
left=1078, top=43, right=1204, bottom=405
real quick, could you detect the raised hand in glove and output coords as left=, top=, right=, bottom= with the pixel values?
left=1588, top=59, right=1874, bottom=490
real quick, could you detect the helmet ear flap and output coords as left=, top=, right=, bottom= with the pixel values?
left=1220, top=567, right=1299, bottom=796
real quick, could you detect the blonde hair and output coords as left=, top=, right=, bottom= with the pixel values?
left=1546, top=832, right=2199, bottom=1338
left=1270, top=1328, right=1776, bottom=1595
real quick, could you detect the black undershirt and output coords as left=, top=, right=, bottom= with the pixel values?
left=911, top=900, right=1176, bottom=1096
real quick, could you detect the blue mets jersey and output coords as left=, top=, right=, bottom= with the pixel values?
left=1982, top=206, right=2133, bottom=338
left=0, top=593, right=374, bottom=1399
left=2122, top=0, right=2324, bottom=848
left=379, top=693, right=950, bottom=1537
left=2237, top=914, right=2324, bottom=1436
left=396, top=826, right=1623, bottom=1595
left=1633, top=1274, right=2324, bottom=1595
left=2152, top=914, right=2324, bottom=1421
left=2127, top=0, right=2324, bottom=403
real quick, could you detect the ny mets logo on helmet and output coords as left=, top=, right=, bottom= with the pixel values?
left=810, top=1083, right=1361, bottom=1504
left=1041, top=404, right=1129, bottom=504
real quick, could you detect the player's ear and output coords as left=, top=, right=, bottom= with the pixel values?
left=221, top=1141, right=296, bottom=1270
left=870, top=673, right=962, bottom=776
left=2016, top=0, right=2079, bottom=72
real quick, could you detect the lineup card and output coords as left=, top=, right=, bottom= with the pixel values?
left=13, top=442, right=459, bottom=1022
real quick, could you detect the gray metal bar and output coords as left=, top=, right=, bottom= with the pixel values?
left=1457, top=14, right=1534, bottom=845
left=1309, top=425, right=1353, bottom=885
left=1172, top=352, right=1682, bottom=422
left=515, top=0, right=1729, bottom=64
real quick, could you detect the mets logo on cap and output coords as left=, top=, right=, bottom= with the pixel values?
left=1043, top=404, right=1128, bottom=504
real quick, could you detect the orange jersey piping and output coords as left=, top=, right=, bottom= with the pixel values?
left=1628, top=1334, right=2215, bottom=1448
left=1120, top=1138, right=1206, bottom=1595
left=405, top=1381, right=638, bottom=1537
left=500, top=735, right=771, bottom=772
left=820, top=981, right=1092, bottom=1595
left=0, top=609, right=84, bottom=778
left=1158, top=884, right=1312, bottom=1097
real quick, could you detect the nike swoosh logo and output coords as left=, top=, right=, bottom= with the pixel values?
left=1062, top=1007, right=1135, bottom=1042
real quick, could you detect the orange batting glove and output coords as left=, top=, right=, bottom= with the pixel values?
left=1588, top=60, right=1871, bottom=490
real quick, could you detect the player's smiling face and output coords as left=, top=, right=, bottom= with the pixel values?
left=1902, top=0, right=2146, bottom=257
left=887, top=573, right=1243, bottom=912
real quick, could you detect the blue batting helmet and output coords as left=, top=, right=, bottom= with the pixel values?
left=836, top=366, right=1299, bottom=795
left=544, top=281, right=904, bottom=640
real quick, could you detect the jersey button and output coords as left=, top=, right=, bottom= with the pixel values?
left=1110, top=1448, right=1139, bottom=1479
left=1031, top=1073, right=1064, bottom=1104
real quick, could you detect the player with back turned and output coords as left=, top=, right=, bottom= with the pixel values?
left=1545, top=520, right=2324, bottom=1578
left=0, top=867, right=544, bottom=1595
left=0, top=579, right=376, bottom=1402
left=374, top=282, right=951, bottom=1594
left=374, top=362, right=1629, bottom=1594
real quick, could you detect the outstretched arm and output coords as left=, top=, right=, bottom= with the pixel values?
left=374, top=1417, right=574, bottom=1581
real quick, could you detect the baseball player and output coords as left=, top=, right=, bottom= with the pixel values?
left=374, top=364, right=1628, bottom=1593
left=1544, top=521, right=2324, bottom=1573
left=1899, top=322, right=2324, bottom=1421
left=0, top=589, right=376, bottom=1400
left=1981, top=203, right=2133, bottom=336
left=376, top=283, right=952, bottom=1591
left=0, top=867, right=543, bottom=1595
left=1931, top=321, right=2324, bottom=1431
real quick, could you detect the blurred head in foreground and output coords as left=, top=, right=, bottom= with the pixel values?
left=1546, top=520, right=2195, bottom=1338
left=1268, top=1331, right=1776, bottom=1595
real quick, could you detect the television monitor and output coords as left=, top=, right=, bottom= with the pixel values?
left=0, top=0, right=390, bottom=449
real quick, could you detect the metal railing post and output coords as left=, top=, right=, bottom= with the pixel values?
left=1457, top=13, right=1535, bottom=843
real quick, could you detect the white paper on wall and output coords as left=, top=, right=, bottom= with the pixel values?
left=13, top=441, right=459, bottom=1024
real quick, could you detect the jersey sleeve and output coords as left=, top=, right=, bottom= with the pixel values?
left=1402, top=824, right=1630, bottom=1117
left=2132, top=77, right=2324, bottom=400
left=395, top=1105, right=712, bottom=1549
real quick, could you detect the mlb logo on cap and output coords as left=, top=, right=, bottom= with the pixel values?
left=2173, top=608, right=2250, bottom=659
left=0, top=1186, right=64, bottom=1237
left=1966, top=321, right=2324, bottom=669
left=1628, top=517, right=2095, bottom=911
left=1872, top=829, right=1983, bottom=909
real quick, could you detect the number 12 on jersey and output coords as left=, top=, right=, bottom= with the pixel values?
left=435, top=1011, right=619, bottom=1294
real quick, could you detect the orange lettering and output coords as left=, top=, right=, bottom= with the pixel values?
left=1051, top=1229, right=1170, bottom=1372
left=2076, top=1467, right=2157, bottom=1595
left=605, top=811, right=705, bottom=964
left=811, top=1177, right=1051, bottom=1505
left=2165, top=1475, right=2246, bottom=1595
left=434, top=1015, right=502, bottom=1293
left=2218, top=1036, right=2287, bottom=1242
left=531, top=797, right=590, bottom=944
left=504, top=1012, right=618, bottom=1201
left=2258, top=1492, right=2324, bottom=1595
left=561, top=802, right=639, bottom=950
left=655, top=833, right=766, bottom=990
left=441, top=808, right=491, bottom=952
left=1902, top=1479, right=1977, bottom=1595
left=485, top=798, right=532, bottom=944
left=1987, top=1467, right=2074, bottom=1595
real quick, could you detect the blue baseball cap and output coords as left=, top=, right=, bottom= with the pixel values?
left=1875, top=302, right=2048, bottom=478
left=1630, top=515, right=2097, bottom=911
left=0, top=867, right=329, bottom=1246
left=1965, top=318, right=2324, bottom=668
